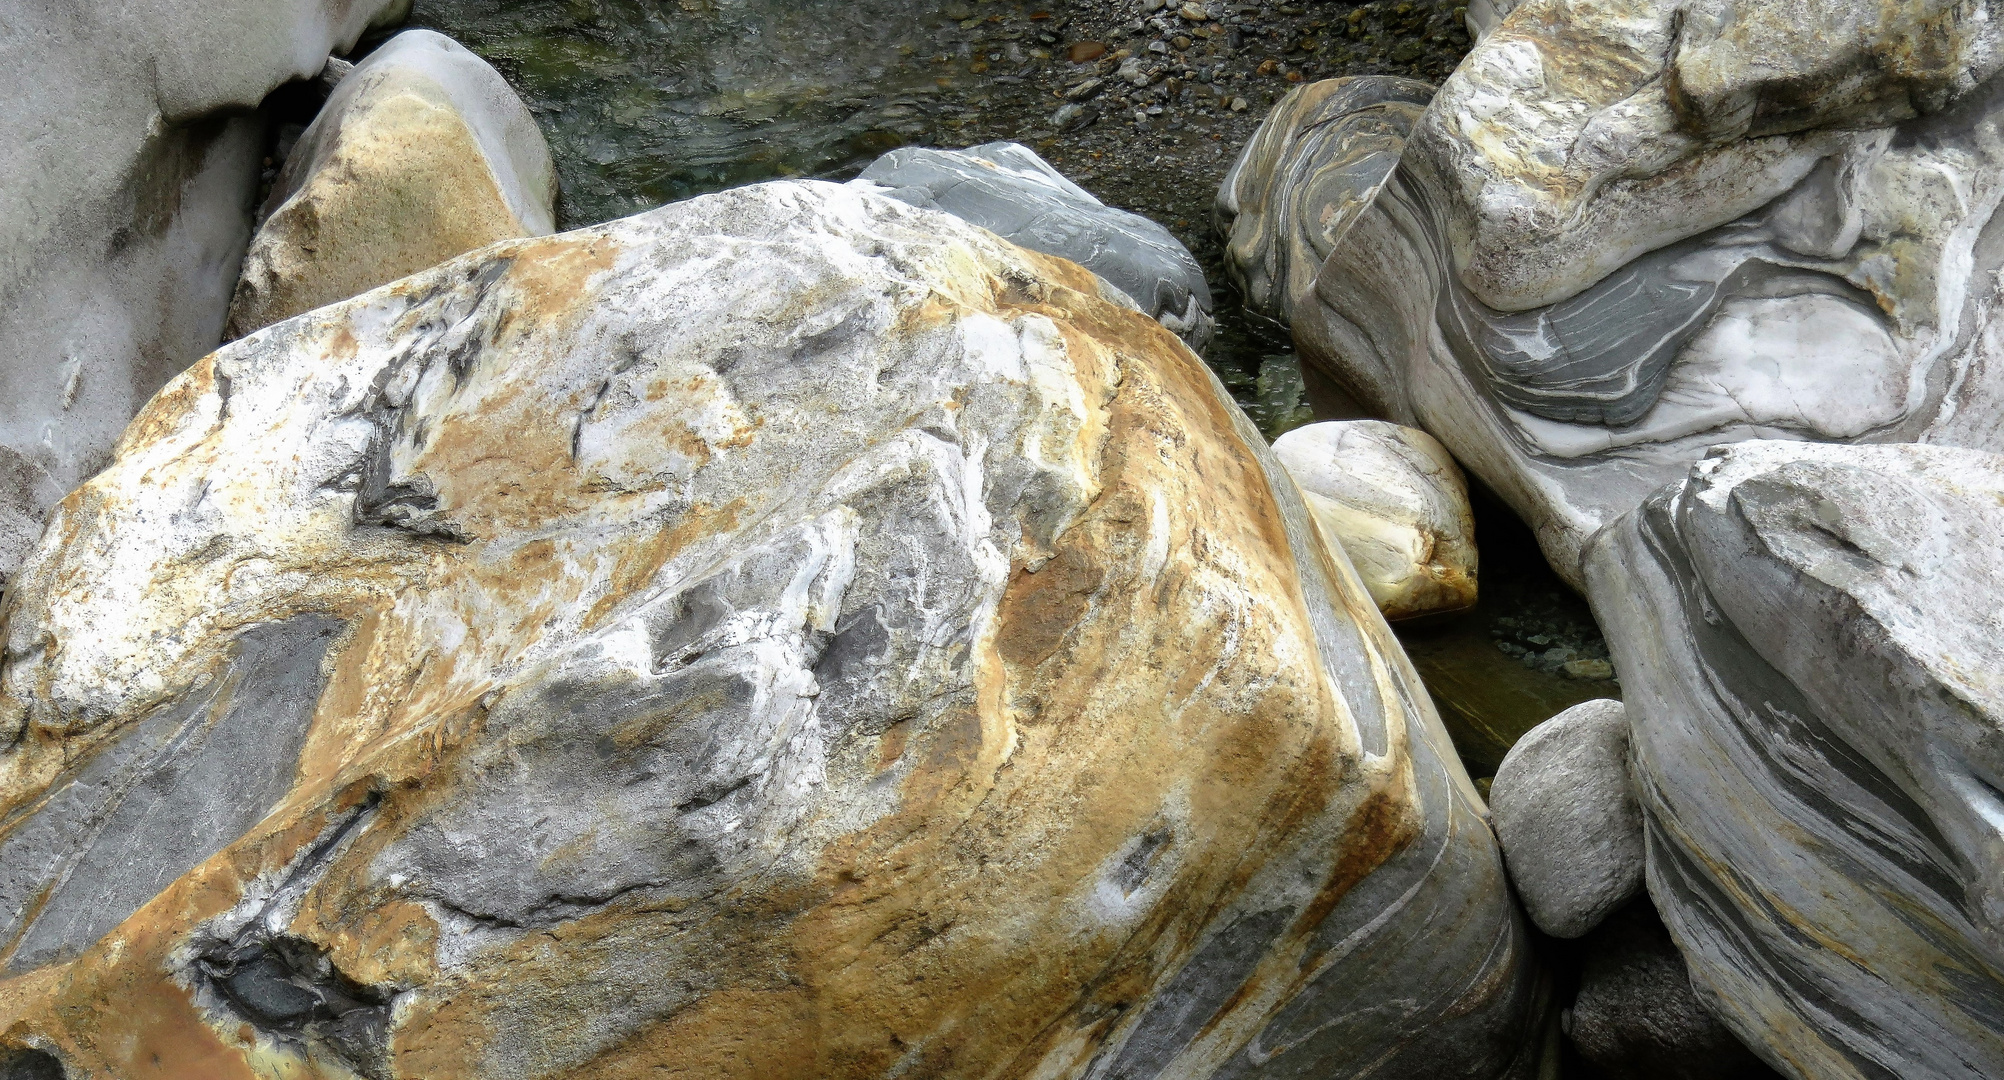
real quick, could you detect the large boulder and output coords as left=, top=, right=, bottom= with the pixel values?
left=225, top=29, right=556, bottom=338
left=0, top=0, right=409, bottom=584
left=0, top=182, right=1540, bottom=1079
left=856, top=142, right=1214, bottom=352
left=1272, top=420, right=1478, bottom=621
left=1585, top=440, right=2004, bottom=1079
left=1228, top=0, right=2004, bottom=584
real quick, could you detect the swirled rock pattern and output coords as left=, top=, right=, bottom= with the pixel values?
left=0, top=181, right=1540, bottom=1079
left=226, top=28, right=556, bottom=338
left=1584, top=440, right=2004, bottom=1080
left=1232, top=0, right=2004, bottom=583
left=1271, top=420, right=1476, bottom=621
left=0, top=0, right=408, bottom=582
left=856, top=142, right=1213, bottom=351
left=1216, top=77, right=1432, bottom=342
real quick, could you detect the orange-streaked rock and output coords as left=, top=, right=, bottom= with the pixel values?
left=0, top=180, right=1536, bottom=1079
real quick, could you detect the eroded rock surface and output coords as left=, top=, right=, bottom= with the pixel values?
left=1490, top=698, right=1642, bottom=938
left=856, top=141, right=1213, bottom=350
left=1234, top=0, right=2004, bottom=584
left=1585, top=441, right=2004, bottom=1079
left=0, top=182, right=1538, bottom=1079
left=1272, top=420, right=1477, bottom=620
left=226, top=29, right=556, bottom=338
left=0, top=0, right=409, bottom=583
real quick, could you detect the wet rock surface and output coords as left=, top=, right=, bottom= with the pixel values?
left=1586, top=441, right=2004, bottom=1079
left=226, top=29, right=556, bottom=338
left=0, top=181, right=1539, bottom=1080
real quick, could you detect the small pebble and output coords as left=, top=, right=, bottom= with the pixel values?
left=1179, top=2, right=1210, bottom=20
left=1067, top=40, right=1107, bottom=63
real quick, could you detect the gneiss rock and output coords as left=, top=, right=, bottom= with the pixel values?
left=226, top=29, right=556, bottom=338
left=0, top=0, right=408, bottom=582
left=1272, top=420, right=1477, bottom=620
left=1216, top=76, right=1433, bottom=343
left=1238, top=0, right=2004, bottom=585
left=1585, top=441, right=2004, bottom=1079
left=0, top=182, right=1539, bottom=1078
left=1489, top=699, right=1642, bottom=938
left=856, top=141, right=1215, bottom=351
left=1566, top=900, right=1781, bottom=1080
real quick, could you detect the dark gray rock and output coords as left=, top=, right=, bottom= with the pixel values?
left=1567, top=900, right=1781, bottom=1080
left=1491, top=698, right=1644, bottom=938
left=856, top=141, right=1214, bottom=350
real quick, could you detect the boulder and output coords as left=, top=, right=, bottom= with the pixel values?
left=0, top=181, right=1541, bottom=1079
left=1585, top=440, right=2004, bottom=1079
left=1489, top=699, right=1643, bottom=938
left=1565, top=900, right=1781, bottom=1080
left=1216, top=76, right=1433, bottom=352
left=225, top=29, right=556, bottom=338
left=1230, top=0, right=2004, bottom=584
left=856, top=142, right=1214, bottom=351
left=0, top=0, right=409, bottom=583
left=1272, top=420, right=1477, bottom=620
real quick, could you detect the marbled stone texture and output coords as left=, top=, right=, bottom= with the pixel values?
left=1585, top=441, right=2004, bottom=1080
left=226, top=28, right=556, bottom=338
left=1216, top=76, right=1434, bottom=334
left=1249, top=7, right=2004, bottom=583
left=0, top=181, right=1539, bottom=1079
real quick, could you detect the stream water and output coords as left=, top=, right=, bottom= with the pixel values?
left=389, top=0, right=1617, bottom=781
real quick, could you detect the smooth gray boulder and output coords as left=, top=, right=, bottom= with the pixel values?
left=1567, top=901, right=1782, bottom=1080
left=1227, top=0, right=2004, bottom=586
left=226, top=29, right=555, bottom=338
left=1490, top=698, right=1644, bottom=938
left=856, top=141, right=1214, bottom=351
left=0, top=180, right=1540, bottom=1079
left=0, top=0, right=408, bottom=583
left=1586, top=440, right=2004, bottom=1079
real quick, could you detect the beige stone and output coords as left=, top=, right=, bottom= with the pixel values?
left=225, top=29, right=555, bottom=338
left=1273, top=420, right=1477, bottom=620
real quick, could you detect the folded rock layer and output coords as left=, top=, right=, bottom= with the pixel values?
left=0, top=182, right=1537, bottom=1080
left=1227, top=0, right=2004, bottom=584
left=1585, top=441, right=2004, bottom=1080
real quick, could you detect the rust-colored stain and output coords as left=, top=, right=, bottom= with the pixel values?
left=0, top=200, right=1442, bottom=1079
